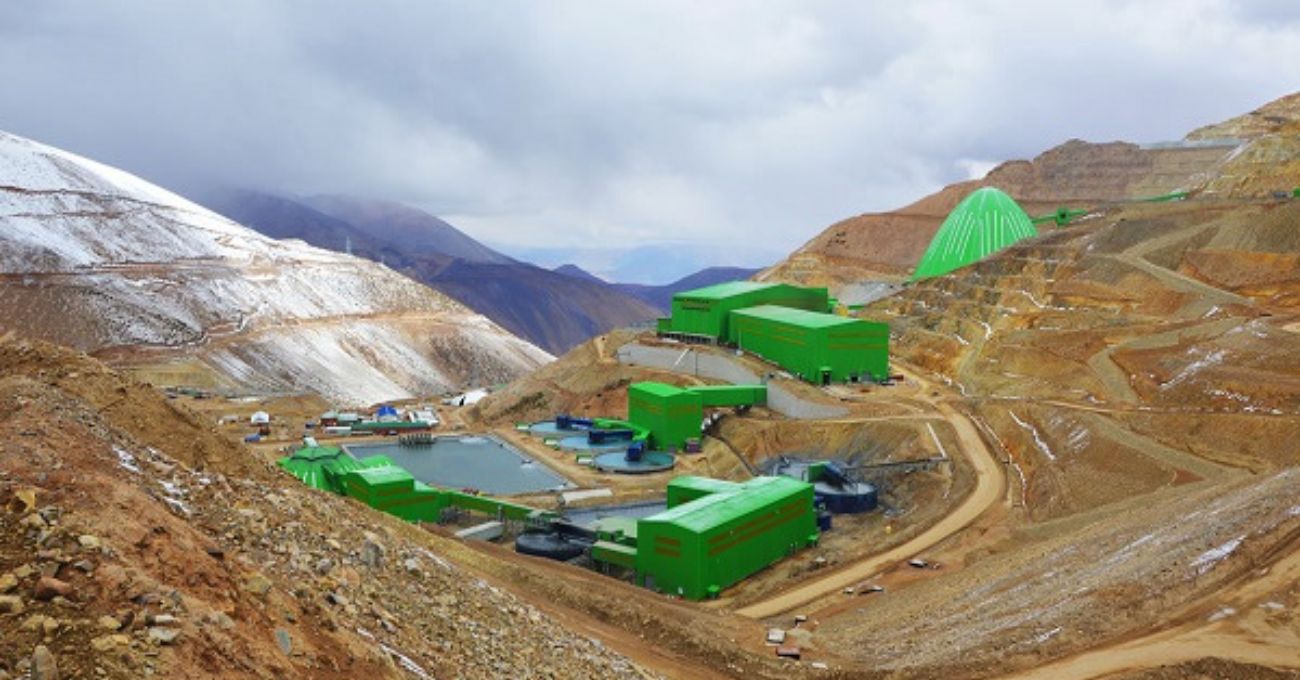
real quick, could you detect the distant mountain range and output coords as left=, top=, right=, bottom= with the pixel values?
left=204, top=191, right=667, bottom=354
left=553, top=263, right=763, bottom=311
left=504, top=242, right=777, bottom=287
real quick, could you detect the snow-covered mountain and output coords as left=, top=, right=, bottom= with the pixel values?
left=0, top=131, right=552, bottom=404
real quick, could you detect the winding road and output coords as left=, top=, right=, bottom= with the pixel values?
left=736, top=373, right=1006, bottom=619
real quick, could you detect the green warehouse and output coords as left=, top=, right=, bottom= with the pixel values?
left=620, top=476, right=818, bottom=600
left=657, top=281, right=829, bottom=343
left=626, top=382, right=767, bottom=451
left=731, top=305, right=889, bottom=384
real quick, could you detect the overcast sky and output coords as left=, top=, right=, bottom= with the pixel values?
left=2, top=1, right=1299, bottom=279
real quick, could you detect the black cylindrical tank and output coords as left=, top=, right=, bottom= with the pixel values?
left=514, top=530, right=586, bottom=561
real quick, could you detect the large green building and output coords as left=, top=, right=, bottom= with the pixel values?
left=627, top=383, right=703, bottom=452
left=626, top=382, right=768, bottom=451
left=654, top=278, right=890, bottom=385
left=912, top=186, right=1038, bottom=280
left=614, top=475, right=818, bottom=600
left=730, top=305, right=889, bottom=384
left=657, top=281, right=829, bottom=342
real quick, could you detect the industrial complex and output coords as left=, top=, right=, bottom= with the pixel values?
left=657, top=280, right=891, bottom=384
left=277, top=440, right=823, bottom=601
left=266, top=187, right=1051, bottom=606
left=267, top=270, right=916, bottom=601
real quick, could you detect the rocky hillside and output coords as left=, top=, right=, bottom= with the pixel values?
left=207, top=191, right=660, bottom=355
left=0, top=131, right=551, bottom=404
left=849, top=94, right=1300, bottom=523
left=763, top=94, right=1300, bottom=290
left=0, top=337, right=642, bottom=679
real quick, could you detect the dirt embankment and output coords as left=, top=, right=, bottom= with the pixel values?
left=0, top=337, right=648, bottom=679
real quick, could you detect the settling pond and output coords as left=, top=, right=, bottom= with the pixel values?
left=345, top=436, right=571, bottom=496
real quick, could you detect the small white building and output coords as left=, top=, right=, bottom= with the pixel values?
left=408, top=408, right=439, bottom=425
left=249, top=411, right=270, bottom=425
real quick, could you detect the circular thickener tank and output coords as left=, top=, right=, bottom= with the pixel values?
left=591, top=450, right=676, bottom=474
left=514, top=530, right=586, bottom=561
left=529, top=420, right=582, bottom=437
left=814, top=481, right=878, bottom=514
left=556, top=435, right=627, bottom=453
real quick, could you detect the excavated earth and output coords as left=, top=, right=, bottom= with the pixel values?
left=0, top=338, right=647, bottom=679
left=470, top=93, right=1300, bottom=678
left=6, top=95, right=1300, bottom=679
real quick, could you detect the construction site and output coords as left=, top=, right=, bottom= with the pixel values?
left=3, top=91, right=1300, bottom=680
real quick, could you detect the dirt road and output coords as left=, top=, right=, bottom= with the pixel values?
left=735, top=397, right=1006, bottom=619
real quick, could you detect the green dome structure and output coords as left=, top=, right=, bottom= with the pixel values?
left=911, top=187, right=1037, bottom=280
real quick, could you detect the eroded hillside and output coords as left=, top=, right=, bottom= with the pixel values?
left=0, top=338, right=642, bottom=679
left=763, top=93, right=1300, bottom=289
left=0, top=132, right=551, bottom=405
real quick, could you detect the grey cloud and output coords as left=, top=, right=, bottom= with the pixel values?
left=2, top=1, right=1298, bottom=279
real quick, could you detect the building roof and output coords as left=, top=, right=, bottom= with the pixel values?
left=592, top=516, right=639, bottom=540
left=668, top=476, right=740, bottom=496
left=278, top=450, right=343, bottom=491
left=731, top=305, right=876, bottom=329
left=629, top=382, right=690, bottom=398
left=912, top=186, right=1037, bottom=280
left=647, top=476, right=810, bottom=532
left=276, top=444, right=357, bottom=492
left=675, top=280, right=778, bottom=300
left=348, top=465, right=415, bottom=490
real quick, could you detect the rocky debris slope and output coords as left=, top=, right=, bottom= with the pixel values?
left=817, top=467, right=1300, bottom=674
left=0, top=131, right=551, bottom=404
left=0, top=337, right=643, bottom=679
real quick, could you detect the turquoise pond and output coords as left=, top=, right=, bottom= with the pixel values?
left=344, top=436, right=571, bottom=495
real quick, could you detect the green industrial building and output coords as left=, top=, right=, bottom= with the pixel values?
left=912, top=186, right=1038, bottom=280
left=654, top=278, right=890, bottom=385
left=278, top=444, right=549, bottom=524
left=278, top=442, right=815, bottom=599
left=657, top=281, right=829, bottom=342
left=277, top=444, right=393, bottom=494
left=626, top=382, right=767, bottom=451
left=730, top=305, right=889, bottom=384
left=592, top=475, right=818, bottom=600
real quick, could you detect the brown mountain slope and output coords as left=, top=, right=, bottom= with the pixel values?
left=763, top=92, right=1300, bottom=289
left=0, top=337, right=644, bottom=679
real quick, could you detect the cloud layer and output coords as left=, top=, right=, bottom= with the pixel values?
left=3, top=1, right=1298, bottom=274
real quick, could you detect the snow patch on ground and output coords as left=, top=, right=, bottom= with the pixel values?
left=1010, top=411, right=1056, bottom=461
left=1191, top=535, right=1245, bottom=575
left=112, top=445, right=141, bottom=474
left=1162, top=348, right=1227, bottom=390
left=1030, top=627, right=1061, bottom=645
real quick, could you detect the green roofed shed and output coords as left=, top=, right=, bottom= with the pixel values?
left=278, top=445, right=344, bottom=492
left=912, top=187, right=1037, bottom=280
